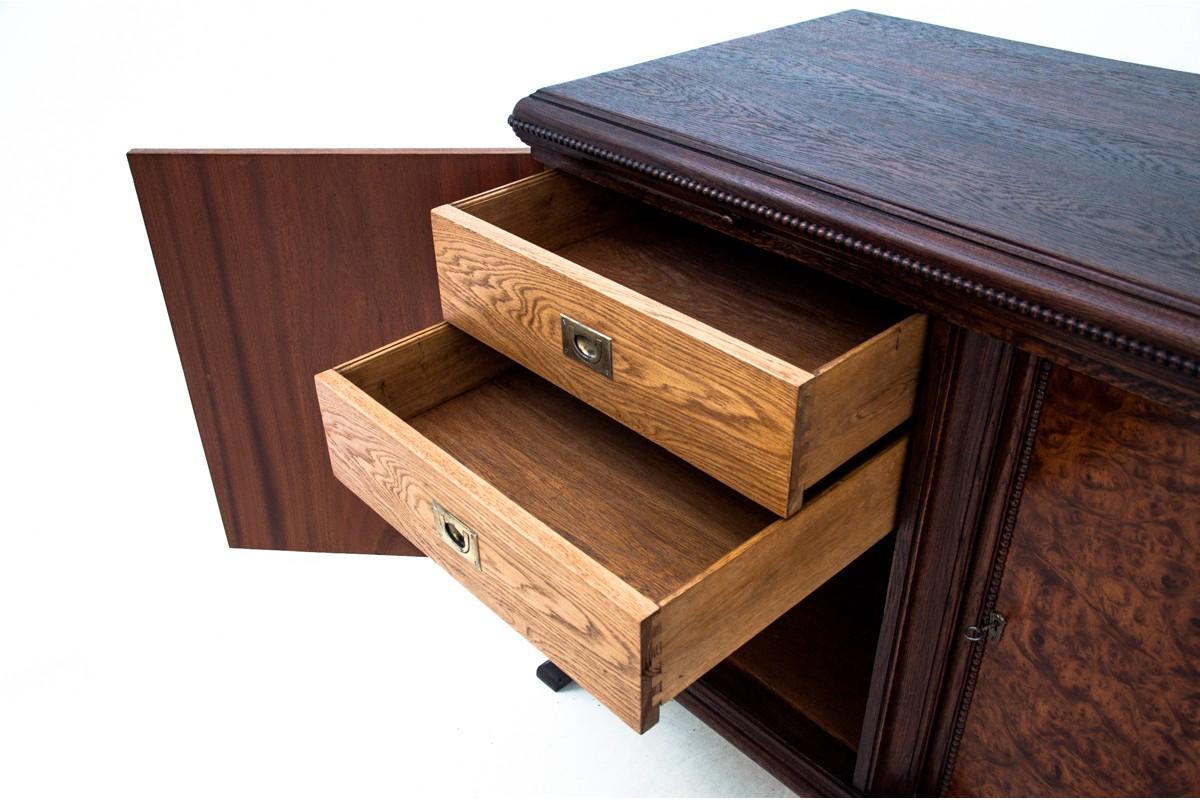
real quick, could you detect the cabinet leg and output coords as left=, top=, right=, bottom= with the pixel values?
left=536, top=659, right=573, bottom=691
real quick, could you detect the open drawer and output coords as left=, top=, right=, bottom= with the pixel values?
left=315, top=322, right=907, bottom=732
left=432, top=171, right=926, bottom=515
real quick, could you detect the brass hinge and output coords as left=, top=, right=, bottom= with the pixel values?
left=964, top=611, right=1006, bottom=643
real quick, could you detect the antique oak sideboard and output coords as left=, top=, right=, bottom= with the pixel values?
left=130, top=12, right=1199, bottom=797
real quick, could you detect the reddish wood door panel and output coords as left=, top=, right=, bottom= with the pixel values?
left=949, top=366, right=1200, bottom=796
left=131, top=150, right=541, bottom=556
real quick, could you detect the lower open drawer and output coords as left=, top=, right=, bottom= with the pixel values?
left=315, top=322, right=906, bottom=732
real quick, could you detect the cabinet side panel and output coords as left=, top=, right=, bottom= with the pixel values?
left=948, top=367, right=1200, bottom=795
left=129, top=150, right=540, bottom=555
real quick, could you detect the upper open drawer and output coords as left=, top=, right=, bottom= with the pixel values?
left=432, top=171, right=926, bottom=515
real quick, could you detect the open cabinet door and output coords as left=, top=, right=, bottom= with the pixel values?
left=130, top=150, right=541, bottom=556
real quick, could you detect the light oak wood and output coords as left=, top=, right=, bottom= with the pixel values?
left=655, top=437, right=907, bottom=703
left=316, top=323, right=906, bottom=731
left=792, top=314, right=928, bottom=494
left=408, top=370, right=775, bottom=599
left=455, top=169, right=631, bottom=251
left=338, top=323, right=511, bottom=418
left=316, top=325, right=657, bottom=730
left=432, top=170, right=925, bottom=515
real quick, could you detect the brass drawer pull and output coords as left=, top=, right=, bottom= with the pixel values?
left=433, top=501, right=481, bottom=570
left=560, top=314, right=613, bottom=378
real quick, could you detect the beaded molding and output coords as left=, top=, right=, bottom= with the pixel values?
left=510, top=116, right=1196, bottom=378
left=937, top=359, right=1052, bottom=794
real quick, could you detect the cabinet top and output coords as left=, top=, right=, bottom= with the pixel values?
left=511, top=11, right=1200, bottom=408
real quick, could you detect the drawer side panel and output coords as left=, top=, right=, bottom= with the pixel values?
left=792, top=314, right=927, bottom=500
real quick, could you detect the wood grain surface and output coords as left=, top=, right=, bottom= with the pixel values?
left=948, top=367, right=1200, bottom=796
left=130, top=150, right=539, bottom=555
left=852, top=321, right=1034, bottom=794
left=318, top=323, right=905, bottom=731
left=533, top=12, right=1200, bottom=303
left=679, top=537, right=897, bottom=796
left=339, top=322, right=512, bottom=420
left=409, top=367, right=774, bottom=601
left=794, top=313, right=926, bottom=494
left=554, top=211, right=909, bottom=372
left=435, top=170, right=922, bottom=514
left=316, top=325, right=659, bottom=731
left=511, top=12, right=1200, bottom=407
left=654, top=436, right=906, bottom=703
left=727, top=535, right=895, bottom=753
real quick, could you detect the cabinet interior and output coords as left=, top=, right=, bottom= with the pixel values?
left=692, top=533, right=894, bottom=783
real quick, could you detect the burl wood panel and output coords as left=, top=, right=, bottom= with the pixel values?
left=130, top=150, right=540, bottom=555
left=950, top=367, right=1200, bottom=796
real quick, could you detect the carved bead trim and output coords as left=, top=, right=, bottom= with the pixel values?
left=936, top=359, right=1053, bottom=795
left=509, top=116, right=1197, bottom=378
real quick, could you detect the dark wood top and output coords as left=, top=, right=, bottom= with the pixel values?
left=511, top=11, right=1200, bottom=411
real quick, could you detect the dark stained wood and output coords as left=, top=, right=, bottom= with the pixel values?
left=852, top=320, right=1040, bottom=794
left=681, top=664, right=856, bottom=798
left=534, top=12, right=1200, bottom=302
left=912, top=358, right=1054, bottom=796
left=130, top=150, right=541, bottom=555
left=408, top=368, right=774, bottom=600
left=945, top=367, right=1200, bottom=796
left=555, top=212, right=908, bottom=371
left=510, top=12, right=1200, bottom=409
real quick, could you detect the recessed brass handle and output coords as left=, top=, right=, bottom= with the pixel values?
left=432, top=501, right=481, bottom=570
left=561, top=314, right=613, bottom=378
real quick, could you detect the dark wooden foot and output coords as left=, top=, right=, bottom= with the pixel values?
left=536, top=659, right=573, bottom=691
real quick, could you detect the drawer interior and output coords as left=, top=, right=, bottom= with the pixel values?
left=325, top=322, right=906, bottom=731
left=350, top=326, right=778, bottom=603
left=459, top=170, right=911, bottom=373
left=438, top=171, right=926, bottom=516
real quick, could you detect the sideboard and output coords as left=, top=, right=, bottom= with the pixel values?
left=131, top=12, right=1199, bottom=796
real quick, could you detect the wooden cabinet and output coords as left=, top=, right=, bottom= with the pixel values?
left=132, top=10, right=1199, bottom=797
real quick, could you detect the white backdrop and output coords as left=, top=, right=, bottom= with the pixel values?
left=2, top=2, right=1198, bottom=797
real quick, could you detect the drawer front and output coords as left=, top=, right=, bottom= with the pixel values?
left=433, top=205, right=802, bottom=514
left=316, top=324, right=908, bottom=732
left=316, top=364, right=659, bottom=731
left=432, top=172, right=925, bottom=516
